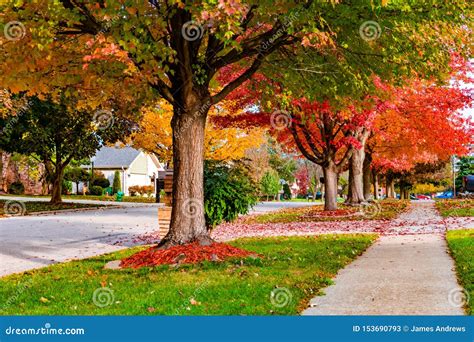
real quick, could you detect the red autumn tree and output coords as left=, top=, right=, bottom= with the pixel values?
left=367, top=77, right=473, bottom=197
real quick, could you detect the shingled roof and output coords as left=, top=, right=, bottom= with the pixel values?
left=90, top=146, right=142, bottom=169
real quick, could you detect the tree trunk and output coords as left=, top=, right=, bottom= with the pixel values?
left=372, top=170, right=379, bottom=200
left=323, top=162, right=338, bottom=211
left=346, top=148, right=365, bottom=204
left=50, top=167, right=64, bottom=204
left=363, top=153, right=372, bottom=200
left=159, top=98, right=211, bottom=248
left=386, top=174, right=396, bottom=199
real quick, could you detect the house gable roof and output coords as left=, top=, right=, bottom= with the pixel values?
left=88, top=146, right=142, bottom=169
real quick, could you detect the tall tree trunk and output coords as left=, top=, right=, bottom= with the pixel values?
left=159, top=98, right=211, bottom=248
left=346, top=148, right=365, bottom=204
left=50, top=166, right=64, bottom=204
left=323, top=162, right=338, bottom=211
left=372, top=170, right=379, bottom=200
left=386, top=174, right=396, bottom=199
left=347, top=165, right=353, bottom=201
left=363, top=152, right=373, bottom=200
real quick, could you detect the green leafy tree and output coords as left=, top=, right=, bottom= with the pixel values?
left=64, top=166, right=89, bottom=195
left=0, top=96, right=130, bottom=203
left=260, top=170, right=281, bottom=201
left=0, top=0, right=470, bottom=246
left=456, top=156, right=474, bottom=190
left=204, top=161, right=258, bottom=229
left=112, top=170, right=122, bottom=194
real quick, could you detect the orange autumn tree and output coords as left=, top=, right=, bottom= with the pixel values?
left=132, top=100, right=265, bottom=164
left=1, top=0, right=471, bottom=248
left=368, top=78, right=473, bottom=197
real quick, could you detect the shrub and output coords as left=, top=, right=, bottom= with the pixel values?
left=62, top=179, right=72, bottom=195
left=128, top=185, right=154, bottom=197
left=204, top=161, right=258, bottom=229
left=8, top=181, right=25, bottom=195
left=89, top=185, right=104, bottom=196
left=282, top=183, right=291, bottom=199
left=92, top=177, right=110, bottom=189
left=112, top=170, right=121, bottom=194
left=142, top=185, right=154, bottom=197
left=128, top=185, right=141, bottom=196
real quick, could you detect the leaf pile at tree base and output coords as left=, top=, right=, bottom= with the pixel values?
left=120, top=242, right=259, bottom=268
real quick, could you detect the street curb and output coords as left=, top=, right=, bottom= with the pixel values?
left=6, top=205, right=121, bottom=217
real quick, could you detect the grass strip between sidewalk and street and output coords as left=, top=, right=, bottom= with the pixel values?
left=0, top=234, right=376, bottom=315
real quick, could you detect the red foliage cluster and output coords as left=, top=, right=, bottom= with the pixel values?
left=120, top=242, right=258, bottom=268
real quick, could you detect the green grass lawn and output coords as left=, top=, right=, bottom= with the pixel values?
left=0, top=234, right=376, bottom=315
left=0, top=199, right=103, bottom=216
left=242, top=199, right=409, bottom=224
left=436, top=199, right=474, bottom=217
left=446, top=229, right=474, bottom=315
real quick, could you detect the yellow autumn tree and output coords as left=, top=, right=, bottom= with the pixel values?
left=132, top=100, right=265, bottom=164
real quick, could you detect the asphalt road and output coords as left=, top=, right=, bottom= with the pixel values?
left=0, top=196, right=316, bottom=277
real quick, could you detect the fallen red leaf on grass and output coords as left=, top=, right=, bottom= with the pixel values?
left=120, top=242, right=258, bottom=268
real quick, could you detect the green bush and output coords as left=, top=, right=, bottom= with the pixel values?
left=204, top=161, right=258, bottom=229
left=62, top=179, right=72, bottom=195
left=8, top=181, right=25, bottom=195
left=283, top=183, right=291, bottom=199
left=112, top=170, right=121, bottom=194
left=92, top=177, right=110, bottom=189
left=89, top=185, right=104, bottom=196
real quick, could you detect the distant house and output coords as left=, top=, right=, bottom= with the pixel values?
left=78, top=146, right=164, bottom=195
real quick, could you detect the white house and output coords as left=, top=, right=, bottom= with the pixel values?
left=79, top=146, right=165, bottom=195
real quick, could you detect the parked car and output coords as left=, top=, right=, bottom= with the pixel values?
left=307, top=192, right=322, bottom=200
left=396, top=194, right=418, bottom=200
left=435, top=191, right=454, bottom=199
left=416, top=194, right=431, bottom=200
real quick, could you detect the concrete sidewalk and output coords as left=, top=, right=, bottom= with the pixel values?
left=302, top=201, right=466, bottom=315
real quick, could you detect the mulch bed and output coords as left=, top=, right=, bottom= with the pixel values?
left=120, top=242, right=259, bottom=268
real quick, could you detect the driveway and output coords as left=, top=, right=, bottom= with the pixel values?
left=0, top=198, right=314, bottom=277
